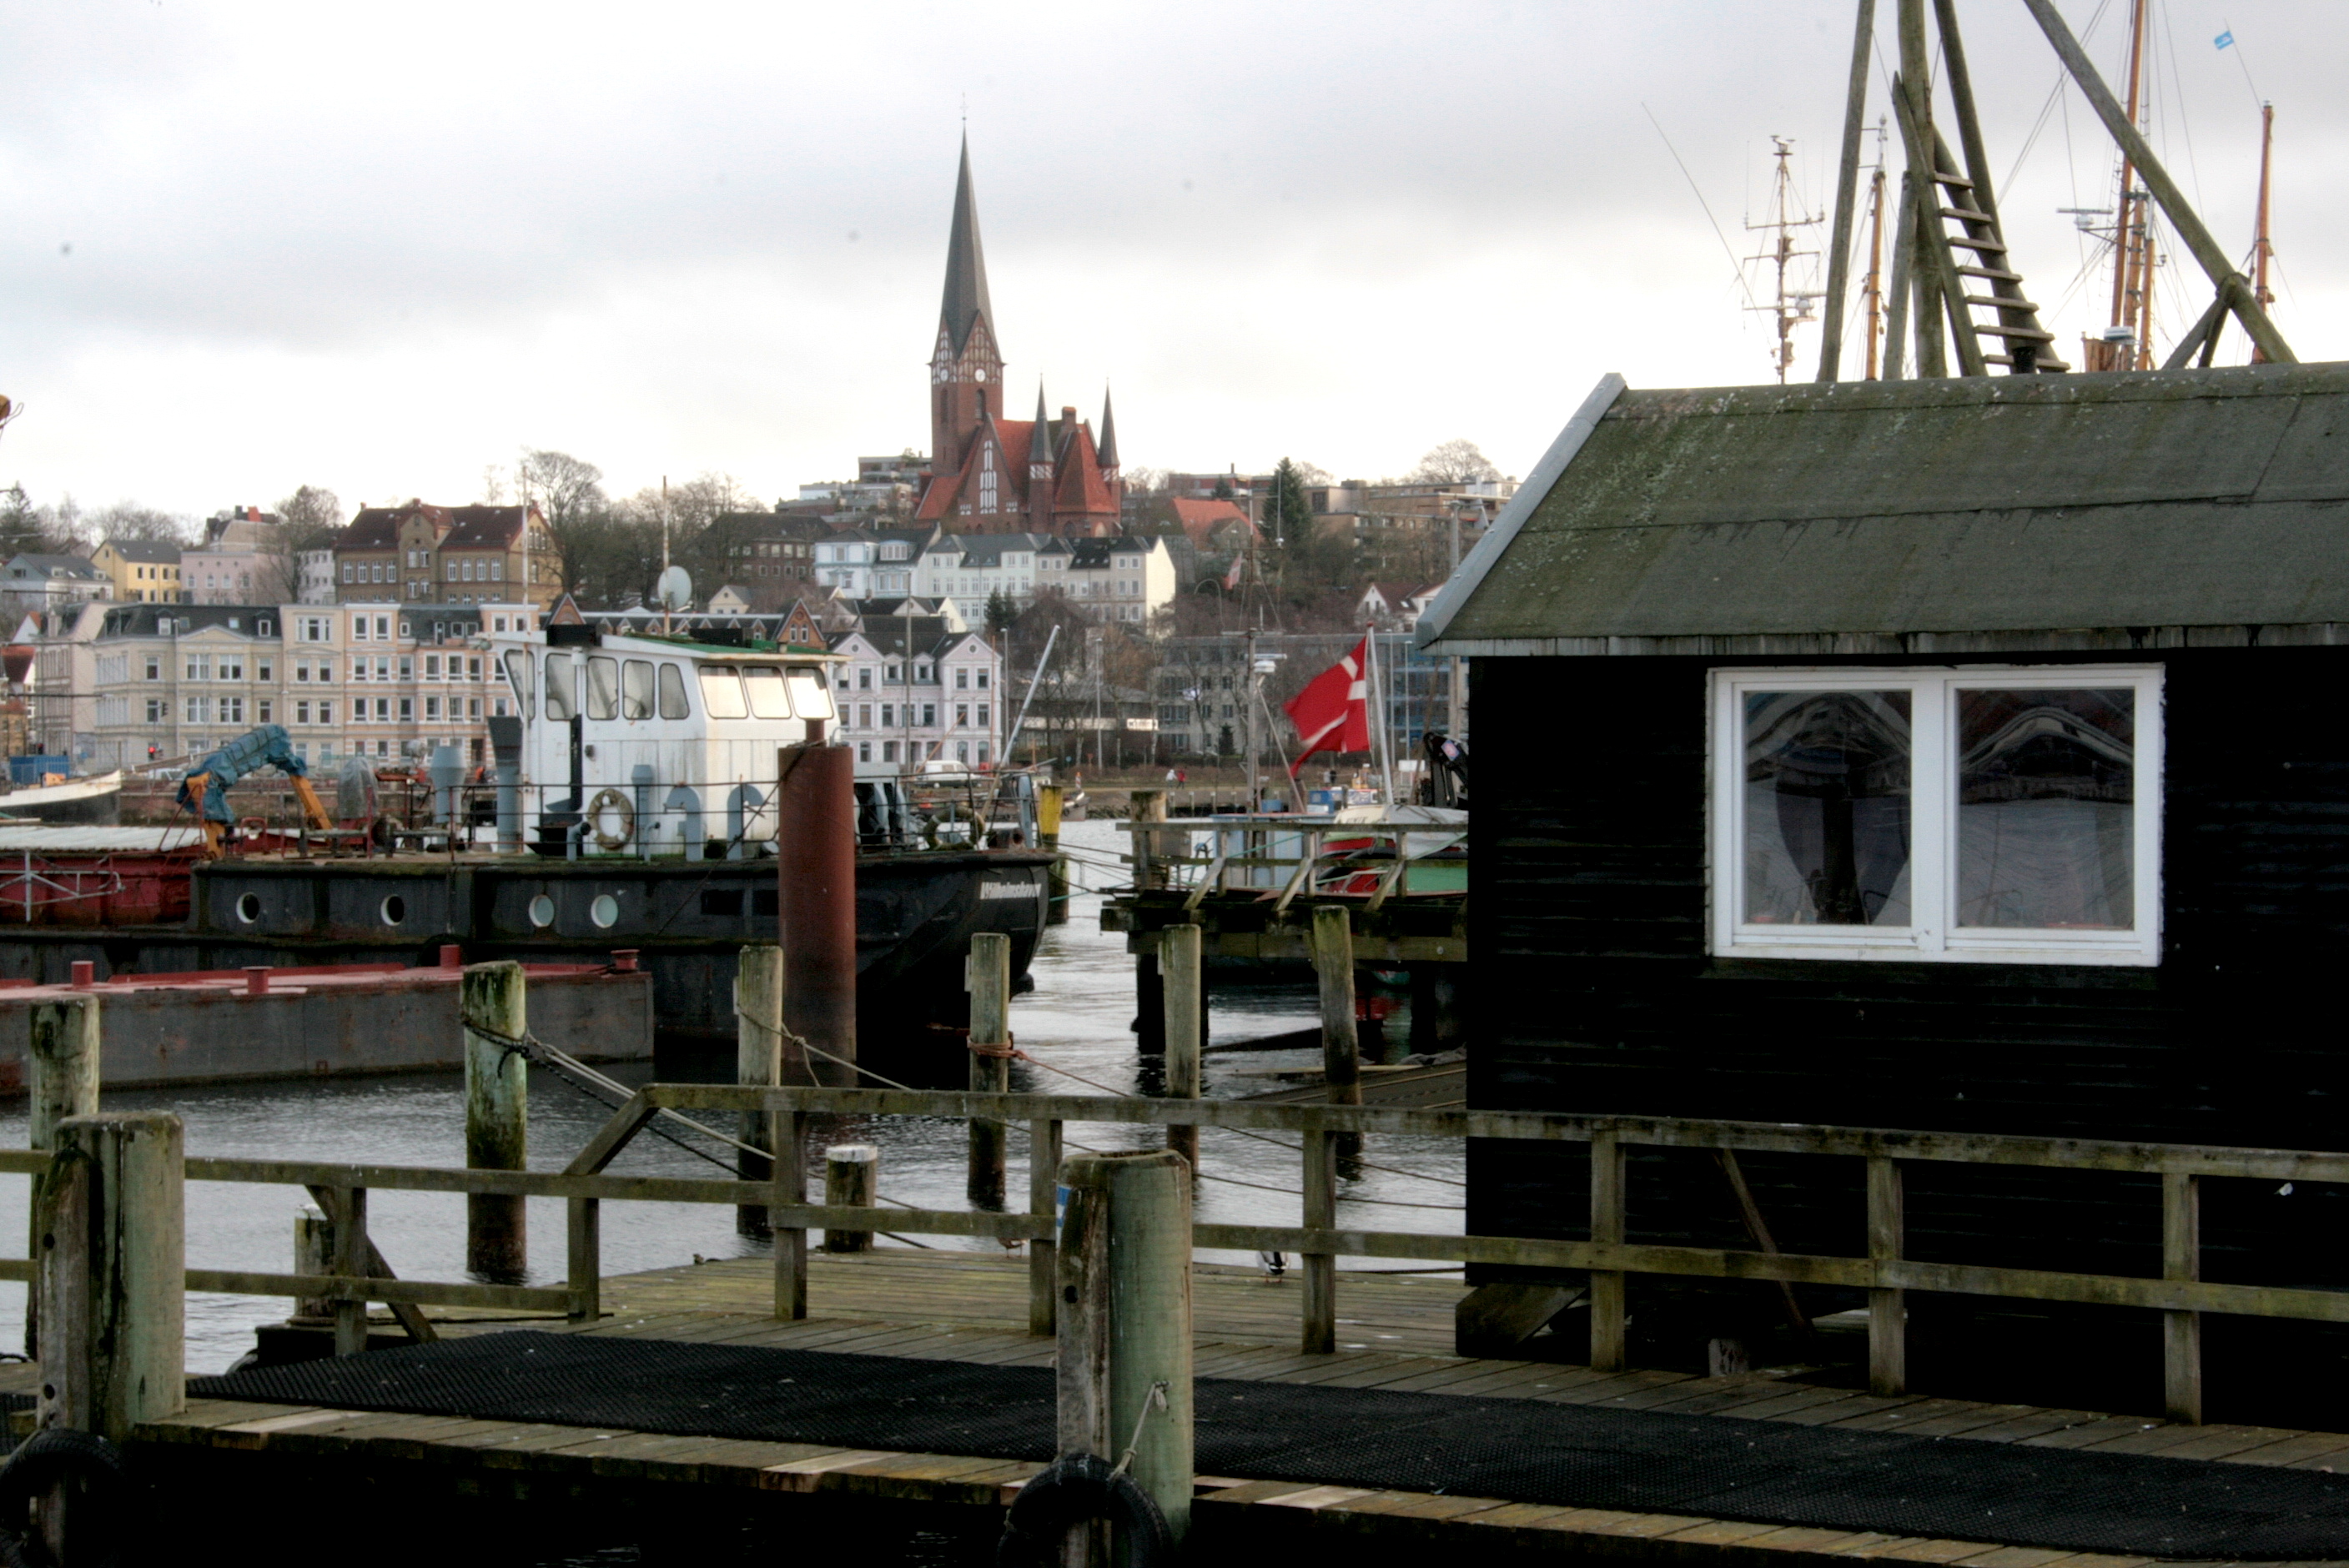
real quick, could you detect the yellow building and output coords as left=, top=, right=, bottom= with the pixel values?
left=90, top=537, right=184, bottom=603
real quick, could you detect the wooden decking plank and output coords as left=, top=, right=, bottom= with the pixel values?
left=1825, top=1399, right=1995, bottom=1434
left=2213, top=1430, right=2349, bottom=1467
left=1639, top=1378, right=1818, bottom=1416
left=1416, top=1360, right=1587, bottom=1399
left=1758, top=1393, right=1917, bottom=1427
left=2016, top=1416, right=2167, bottom=1450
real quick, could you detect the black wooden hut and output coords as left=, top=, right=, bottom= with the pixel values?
left=1419, top=364, right=2349, bottom=1417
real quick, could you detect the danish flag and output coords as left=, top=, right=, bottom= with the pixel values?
left=1282, top=635, right=1371, bottom=776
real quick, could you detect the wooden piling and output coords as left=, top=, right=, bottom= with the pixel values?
left=1161, top=924, right=1203, bottom=1168
left=38, top=1110, right=186, bottom=1440
left=736, top=944, right=785, bottom=1234
left=772, top=1104, right=807, bottom=1321
left=1301, top=1126, right=1337, bottom=1354
left=1058, top=1149, right=1195, bottom=1560
left=25, top=996, right=99, bottom=1359
left=461, top=961, right=528, bottom=1280
left=967, top=931, right=1011, bottom=1208
left=1311, top=905, right=1362, bottom=1158
left=822, top=1144, right=878, bottom=1253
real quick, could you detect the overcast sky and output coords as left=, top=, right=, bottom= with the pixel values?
left=0, top=1, right=2337, bottom=521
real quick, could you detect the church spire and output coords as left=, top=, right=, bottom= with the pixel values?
left=1097, top=386, right=1119, bottom=471
left=940, top=133, right=995, bottom=354
left=1028, top=384, right=1053, bottom=467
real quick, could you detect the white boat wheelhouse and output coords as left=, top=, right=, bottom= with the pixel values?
left=492, top=627, right=843, bottom=858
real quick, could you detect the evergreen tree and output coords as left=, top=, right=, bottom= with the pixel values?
left=984, top=586, right=1018, bottom=639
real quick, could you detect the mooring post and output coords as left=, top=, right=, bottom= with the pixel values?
left=776, top=742, right=858, bottom=1076
left=736, top=944, right=785, bottom=1234
left=1866, top=1154, right=1907, bottom=1396
left=1311, top=905, right=1362, bottom=1158
left=1058, top=1150, right=1195, bottom=1562
left=822, top=1144, right=878, bottom=1253
left=1039, top=781, right=1069, bottom=926
left=1129, top=788, right=1165, bottom=888
left=461, top=961, right=528, bottom=1279
left=38, top=1111, right=186, bottom=1439
left=1161, top=924, right=1203, bottom=1169
left=25, top=996, right=100, bottom=1359
left=2162, top=1172, right=2203, bottom=1424
left=1589, top=1129, right=1627, bottom=1371
left=968, top=931, right=1012, bottom=1208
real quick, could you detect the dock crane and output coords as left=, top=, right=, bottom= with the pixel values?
left=177, top=723, right=332, bottom=852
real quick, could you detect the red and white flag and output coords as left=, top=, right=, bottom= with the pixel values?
left=1282, top=636, right=1371, bottom=776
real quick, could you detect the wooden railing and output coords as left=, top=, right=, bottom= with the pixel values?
left=7, top=1085, right=2346, bottom=1425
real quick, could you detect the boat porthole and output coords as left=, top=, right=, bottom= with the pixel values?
left=380, top=894, right=406, bottom=927
left=528, top=894, right=556, bottom=929
left=235, top=892, right=262, bottom=925
left=590, top=893, right=620, bottom=930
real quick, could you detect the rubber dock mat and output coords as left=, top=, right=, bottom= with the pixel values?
left=195, top=1332, right=2349, bottom=1560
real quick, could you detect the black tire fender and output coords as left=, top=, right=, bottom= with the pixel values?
left=997, top=1453, right=1172, bottom=1568
left=0, top=1426, right=125, bottom=1568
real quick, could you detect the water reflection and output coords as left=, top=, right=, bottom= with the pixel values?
left=0, top=819, right=1463, bottom=1372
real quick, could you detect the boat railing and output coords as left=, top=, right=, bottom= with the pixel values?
left=1118, top=815, right=1466, bottom=910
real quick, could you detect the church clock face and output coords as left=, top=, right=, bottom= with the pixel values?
left=975, top=366, right=988, bottom=382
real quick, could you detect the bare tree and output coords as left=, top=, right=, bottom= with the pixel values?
left=1408, top=439, right=1501, bottom=485
left=516, top=449, right=609, bottom=596
left=89, top=501, right=189, bottom=545
left=254, top=484, right=343, bottom=602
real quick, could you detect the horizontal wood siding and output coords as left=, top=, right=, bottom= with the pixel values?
left=1468, top=649, right=2349, bottom=1301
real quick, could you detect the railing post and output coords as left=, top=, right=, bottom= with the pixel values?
left=1311, top=904, right=1362, bottom=1158
left=823, top=1144, right=878, bottom=1253
left=294, top=1204, right=334, bottom=1324
left=772, top=1103, right=807, bottom=1320
left=736, top=943, right=785, bottom=1234
left=2163, top=1171, right=2203, bottom=1424
left=38, top=1111, right=186, bottom=1437
left=1161, top=924, right=1203, bottom=1169
left=1057, top=1149, right=1194, bottom=1565
left=1129, top=789, right=1165, bottom=888
left=26, top=995, right=100, bottom=1359
left=334, top=1186, right=370, bottom=1356
left=1588, top=1129, right=1627, bottom=1371
left=1301, top=1124, right=1337, bottom=1354
left=1867, top=1154, right=1907, bottom=1396
left=566, top=1191, right=601, bottom=1325
left=1029, top=1118, right=1063, bottom=1336
left=967, top=931, right=1011, bottom=1208
left=461, top=961, right=528, bottom=1279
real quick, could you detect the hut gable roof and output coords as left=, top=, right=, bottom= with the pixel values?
left=1421, top=364, right=2349, bottom=657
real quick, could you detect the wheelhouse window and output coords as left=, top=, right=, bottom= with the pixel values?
left=742, top=666, right=792, bottom=720
left=1710, top=667, right=2160, bottom=965
left=621, top=659, right=656, bottom=721
left=585, top=656, right=620, bottom=721
left=699, top=666, right=747, bottom=720
left=656, top=663, right=690, bottom=720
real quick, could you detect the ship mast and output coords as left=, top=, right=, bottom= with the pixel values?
left=2085, top=0, right=2156, bottom=371
left=2251, top=102, right=2276, bottom=364
left=1863, top=123, right=1888, bottom=379
left=1745, top=137, right=1822, bottom=384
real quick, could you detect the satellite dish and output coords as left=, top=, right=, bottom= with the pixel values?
left=656, top=565, right=692, bottom=611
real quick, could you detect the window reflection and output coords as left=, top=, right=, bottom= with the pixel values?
left=1744, top=691, right=1913, bottom=927
left=1956, top=688, right=2134, bottom=929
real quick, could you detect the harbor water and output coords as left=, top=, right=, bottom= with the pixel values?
left=0, top=818, right=1466, bottom=1373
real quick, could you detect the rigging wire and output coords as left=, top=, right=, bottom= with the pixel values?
left=1641, top=102, right=1760, bottom=314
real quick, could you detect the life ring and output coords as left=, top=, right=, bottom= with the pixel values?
left=586, top=787, right=636, bottom=850
left=996, top=1453, right=1171, bottom=1568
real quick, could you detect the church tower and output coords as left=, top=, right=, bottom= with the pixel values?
left=928, top=135, right=1003, bottom=480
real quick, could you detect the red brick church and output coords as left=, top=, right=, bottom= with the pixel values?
left=914, top=138, right=1123, bottom=537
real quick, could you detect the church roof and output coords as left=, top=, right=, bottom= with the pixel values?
left=939, top=136, right=994, bottom=355
left=1099, top=388, right=1119, bottom=468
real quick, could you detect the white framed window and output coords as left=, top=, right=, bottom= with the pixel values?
left=1708, top=666, right=2162, bottom=967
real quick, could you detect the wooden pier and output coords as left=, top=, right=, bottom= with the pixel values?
left=29, top=1247, right=2349, bottom=1565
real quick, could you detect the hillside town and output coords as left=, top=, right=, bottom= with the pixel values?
left=0, top=140, right=1498, bottom=784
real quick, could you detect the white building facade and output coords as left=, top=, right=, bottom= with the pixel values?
left=827, top=616, right=1002, bottom=771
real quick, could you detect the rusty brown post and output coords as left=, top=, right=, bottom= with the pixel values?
left=776, top=743, right=857, bottom=1076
